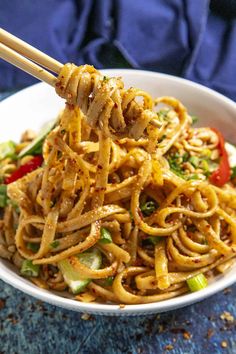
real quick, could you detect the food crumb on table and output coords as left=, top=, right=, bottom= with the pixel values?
left=221, top=340, right=228, bottom=348
left=183, top=330, right=192, bottom=340
left=223, top=287, right=232, bottom=295
left=164, top=344, right=174, bottom=351
left=0, top=298, right=6, bottom=310
left=81, top=313, right=91, bottom=321
left=220, top=311, right=234, bottom=323
left=206, top=328, right=214, bottom=339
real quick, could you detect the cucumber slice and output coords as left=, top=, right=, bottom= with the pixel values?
left=0, top=141, right=16, bottom=160
left=58, top=249, right=102, bottom=294
left=18, top=118, right=57, bottom=158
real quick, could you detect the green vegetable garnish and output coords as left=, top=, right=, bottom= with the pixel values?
left=129, top=209, right=134, bottom=221
left=0, top=141, right=16, bottom=161
left=182, top=152, right=189, bottom=162
left=99, top=227, right=112, bottom=244
left=18, top=118, right=57, bottom=158
left=20, top=260, right=40, bottom=277
left=189, top=156, right=200, bottom=168
left=7, top=199, right=20, bottom=213
left=50, top=240, right=60, bottom=249
left=202, top=148, right=212, bottom=158
left=103, top=276, right=114, bottom=286
left=191, top=115, right=198, bottom=125
left=140, top=201, right=157, bottom=216
left=231, top=166, right=236, bottom=179
left=186, top=273, right=208, bottom=292
left=0, top=185, right=8, bottom=208
left=26, top=242, right=39, bottom=253
left=158, top=109, right=170, bottom=121
left=168, top=153, right=187, bottom=178
left=58, top=249, right=102, bottom=294
left=201, top=159, right=209, bottom=173
left=148, top=236, right=161, bottom=245
left=186, top=174, right=199, bottom=180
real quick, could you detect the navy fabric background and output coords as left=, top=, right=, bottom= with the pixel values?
left=1, top=0, right=236, bottom=100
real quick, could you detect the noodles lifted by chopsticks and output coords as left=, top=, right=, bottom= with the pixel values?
left=1, top=63, right=236, bottom=305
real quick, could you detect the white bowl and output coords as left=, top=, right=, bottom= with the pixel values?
left=0, top=69, right=236, bottom=316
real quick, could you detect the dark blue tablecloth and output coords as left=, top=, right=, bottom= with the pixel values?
left=1, top=0, right=236, bottom=101
left=1, top=279, right=236, bottom=354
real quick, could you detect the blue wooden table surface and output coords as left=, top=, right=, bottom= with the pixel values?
left=0, top=91, right=236, bottom=354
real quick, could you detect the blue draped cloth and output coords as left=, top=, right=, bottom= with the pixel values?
left=1, top=0, right=236, bottom=100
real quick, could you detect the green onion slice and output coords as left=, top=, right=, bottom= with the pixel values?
left=0, top=141, right=16, bottom=161
left=58, top=249, right=102, bottom=294
left=20, top=260, right=40, bottom=277
left=99, top=227, right=112, bottom=244
left=186, top=273, right=208, bottom=292
left=26, top=242, right=39, bottom=253
left=140, top=201, right=157, bottom=216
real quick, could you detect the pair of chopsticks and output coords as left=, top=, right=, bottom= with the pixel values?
left=0, top=28, right=63, bottom=86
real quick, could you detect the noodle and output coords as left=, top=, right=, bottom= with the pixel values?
left=0, top=63, right=236, bottom=305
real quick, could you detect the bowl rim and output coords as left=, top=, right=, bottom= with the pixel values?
left=0, top=68, right=236, bottom=315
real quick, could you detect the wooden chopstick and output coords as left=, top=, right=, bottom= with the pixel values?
left=0, top=42, right=57, bottom=86
left=0, top=28, right=63, bottom=74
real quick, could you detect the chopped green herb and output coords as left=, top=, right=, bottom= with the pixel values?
left=99, top=227, right=112, bottom=244
left=189, top=156, right=200, bottom=168
left=182, top=152, right=189, bottom=162
left=0, top=194, right=7, bottom=208
left=159, top=134, right=167, bottom=143
left=20, top=260, right=40, bottom=277
left=140, top=201, right=157, bottom=216
left=50, top=240, right=60, bottom=249
left=168, top=154, right=186, bottom=178
left=201, top=159, right=209, bottom=173
left=0, top=185, right=7, bottom=195
left=7, top=199, right=20, bottom=213
left=231, top=166, right=236, bottom=180
left=186, top=273, right=208, bottom=292
left=202, top=148, right=212, bottom=158
left=187, top=225, right=197, bottom=233
left=103, top=76, right=109, bottom=82
left=26, top=242, right=39, bottom=253
left=0, top=185, right=7, bottom=208
left=129, top=210, right=134, bottom=221
left=103, top=276, right=114, bottom=286
left=186, top=174, right=199, bottom=180
left=60, top=129, right=66, bottom=135
left=191, top=115, right=198, bottom=125
left=0, top=141, right=16, bottom=161
left=158, top=110, right=170, bottom=121
left=148, top=236, right=161, bottom=245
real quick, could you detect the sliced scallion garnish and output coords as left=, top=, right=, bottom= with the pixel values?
left=20, top=260, right=40, bottom=277
left=99, top=227, right=112, bottom=244
left=140, top=201, right=157, bottom=216
left=186, top=273, right=208, bottom=292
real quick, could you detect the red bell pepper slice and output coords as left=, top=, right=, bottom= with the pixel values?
left=5, top=155, right=43, bottom=184
left=209, top=128, right=230, bottom=187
